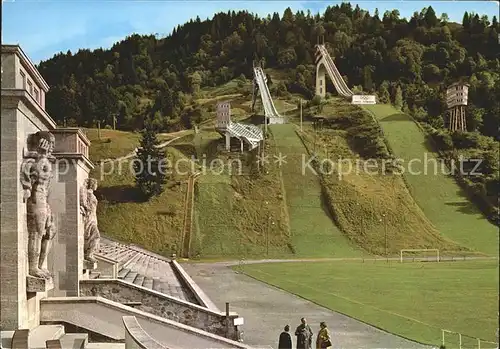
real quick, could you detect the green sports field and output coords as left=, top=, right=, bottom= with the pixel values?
left=239, top=260, right=499, bottom=347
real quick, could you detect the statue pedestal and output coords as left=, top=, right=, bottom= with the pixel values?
left=26, top=276, right=54, bottom=293
left=83, top=260, right=97, bottom=271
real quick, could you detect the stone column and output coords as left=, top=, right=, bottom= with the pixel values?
left=1, top=96, right=57, bottom=330
left=316, top=60, right=326, bottom=98
left=48, top=128, right=94, bottom=297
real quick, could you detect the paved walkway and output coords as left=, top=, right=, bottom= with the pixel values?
left=183, top=262, right=433, bottom=349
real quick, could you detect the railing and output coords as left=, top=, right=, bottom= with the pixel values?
left=441, top=328, right=498, bottom=349
left=253, top=67, right=281, bottom=119
left=123, top=316, right=169, bottom=349
left=316, top=45, right=353, bottom=97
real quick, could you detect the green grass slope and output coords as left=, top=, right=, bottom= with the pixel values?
left=240, top=260, right=499, bottom=347
left=364, top=104, right=498, bottom=256
left=297, top=124, right=464, bottom=256
left=270, top=124, right=362, bottom=257
left=192, top=129, right=292, bottom=258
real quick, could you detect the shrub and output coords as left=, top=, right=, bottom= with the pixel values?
left=451, top=131, right=493, bottom=150
left=433, top=130, right=454, bottom=150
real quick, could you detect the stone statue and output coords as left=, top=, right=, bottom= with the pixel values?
left=80, top=178, right=100, bottom=262
left=20, top=131, right=56, bottom=279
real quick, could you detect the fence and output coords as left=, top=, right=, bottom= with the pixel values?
left=442, top=329, right=498, bottom=349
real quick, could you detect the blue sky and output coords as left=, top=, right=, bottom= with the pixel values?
left=3, top=0, right=499, bottom=63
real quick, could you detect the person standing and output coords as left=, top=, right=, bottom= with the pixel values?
left=316, top=322, right=332, bottom=349
left=295, top=318, right=313, bottom=349
left=278, top=325, right=292, bottom=349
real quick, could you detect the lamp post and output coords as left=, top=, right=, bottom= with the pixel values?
left=382, top=213, right=387, bottom=262
left=267, top=217, right=275, bottom=257
left=300, top=99, right=303, bottom=132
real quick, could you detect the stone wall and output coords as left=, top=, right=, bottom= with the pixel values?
left=80, top=279, right=240, bottom=340
left=1, top=95, right=56, bottom=330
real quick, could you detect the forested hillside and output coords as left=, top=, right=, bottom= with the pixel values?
left=37, top=4, right=499, bottom=216
left=37, top=4, right=499, bottom=135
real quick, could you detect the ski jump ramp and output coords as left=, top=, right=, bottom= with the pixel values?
left=252, top=66, right=285, bottom=124
left=315, top=44, right=354, bottom=98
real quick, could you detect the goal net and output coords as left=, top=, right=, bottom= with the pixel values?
left=400, top=249, right=440, bottom=263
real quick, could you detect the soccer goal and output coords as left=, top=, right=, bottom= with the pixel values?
left=400, top=249, right=440, bottom=263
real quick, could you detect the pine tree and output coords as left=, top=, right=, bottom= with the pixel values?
left=463, top=12, right=471, bottom=29
left=134, top=124, right=167, bottom=199
left=363, top=66, right=374, bottom=92
left=378, top=82, right=391, bottom=103
left=394, top=85, right=403, bottom=109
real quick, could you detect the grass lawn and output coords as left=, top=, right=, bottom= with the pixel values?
left=239, top=260, right=499, bottom=347
left=84, top=128, right=140, bottom=162
left=363, top=105, right=498, bottom=256
left=84, top=128, right=176, bottom=162
left=270, top=124, right=362, bottom=257
left=93, top=145, right=191, bottom=256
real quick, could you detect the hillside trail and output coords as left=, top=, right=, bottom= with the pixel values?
left=364, top=104, right=499, bottom=256
left=100, top=134, right=185, bottom=163
left=269, top=123, right=362, bottom=258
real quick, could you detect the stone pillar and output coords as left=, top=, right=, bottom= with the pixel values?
left=1, top=94, right=57, bottom=331
left=225, top=133, right=231, bottom=152
left=48, top=128, right=94, bottom=297
left=316, top=60, right=326, bottom=98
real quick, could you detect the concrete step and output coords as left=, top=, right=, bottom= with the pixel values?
left=144, top=256, right=154, bottom=275
left=139, top=255, right=151, bottom=276
left=123, top=252, right=141, bottom=270
left=134, top=254, right=146, bottom=274
left=143, top=277, right=153, bottom=289
left=59, top=333, right=88, bottom=349
left=84, top=343, right=125, bottom=349
left=118, top=249, right=135, bottom=264
left=123, top=271, right=137, bottom=283
left=152, top=277, right=161, bottom=291
left=29, top=324, right=65, bottom=349
left=89, top=271, right=101, bottom=279
left=117, top=268, right=129, bottom=278
left=133, top=274, right=144, bottom=286
left=0, top=330, right=15, bottom=348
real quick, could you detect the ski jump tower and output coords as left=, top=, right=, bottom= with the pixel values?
left=251, top=63, right=285, bottom=124
left=315, top=43, right=354, bottom=99
left=446, top=82, right=469, bottom=132
left=215, top=101, right=263, bottom=152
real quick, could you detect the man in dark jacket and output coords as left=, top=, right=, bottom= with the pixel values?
left=278, top=325, right=292, bottom=349
left=295, top=318, right=313, bottom=349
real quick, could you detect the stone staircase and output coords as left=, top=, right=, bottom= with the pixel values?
left=85, top=344, right=125, bottom=349
left=97, top=238, right=195, bottom=302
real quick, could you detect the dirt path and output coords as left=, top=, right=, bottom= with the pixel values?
left=100, top=136, right=183, bottom=163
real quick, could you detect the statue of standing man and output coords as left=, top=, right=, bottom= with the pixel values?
left=20, top=131, right=56, bottom=279
left=80, top=178, right=101, bottom=262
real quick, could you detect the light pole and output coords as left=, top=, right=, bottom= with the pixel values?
left=266, top=217, right=275, bottom=257
left=300, top=99, right=303, bottom=132
left=267, top=216, right=270, bottom=256
left=382, top=213, right=387, bottom=261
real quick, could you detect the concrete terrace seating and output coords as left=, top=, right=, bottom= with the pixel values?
left=96, top=238, right=194, bottom=302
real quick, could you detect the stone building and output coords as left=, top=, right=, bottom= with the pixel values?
left=1, top=44, right=249, bottom=349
